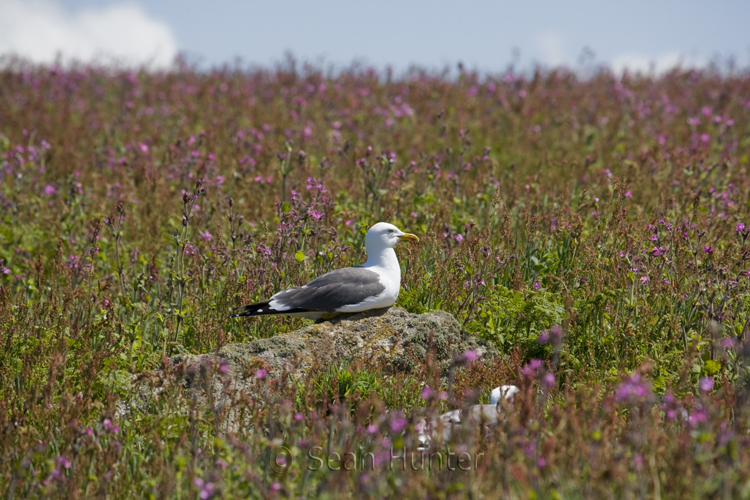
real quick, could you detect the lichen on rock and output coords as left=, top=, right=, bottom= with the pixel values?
left=133, top=307, right=495, bottom=428
left=208, top=307, right=494, bottom=381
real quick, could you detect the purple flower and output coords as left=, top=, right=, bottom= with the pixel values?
left=367, top=424, right=379, bottom=434
left=542, top=372, right=556, bottom=388
left=539, top=326, right=563, bottom=346
left=737, top=223, right=746, bottom=232
left=550, top=325, right=563, bottom=340
left=308, top=209, right=324, bottom=220
left=703, top=245, right=712, bottom=254
left=199, top=231, right=212, bottom=242
left=640, top=276, right=649, bottom=284
left=533, top=281, right=541, bottom=289
left=255, top=368, right=267, bottom=380
left=522, top=359, right=544, bottom=379
left=390, top=415, right=408, bottom=432
left=453, top=349, right=478, bottom=366
left=44, top=185, right=56, bottom=195
left=306, top=177, right=323, bottom=190
left=194, top=478, right=216, bottom=499
left=454, top=234, right=464, bottom=243
left=721, top=338, right=738, bottom=350
left=420, top=386, right=434, bottom=400
left=688, top=407, right=708, bottom=427
left=699, top=377, right=714, bottom=392
left=624, top=190, right=633, bottom=198
left=614, top=373, right=653, bottom=405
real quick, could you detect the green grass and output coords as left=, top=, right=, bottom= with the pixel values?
left=1, top=59, right=750, bottom=498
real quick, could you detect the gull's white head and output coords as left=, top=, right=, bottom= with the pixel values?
left=365, top=222, right=419, bottom=250
left=490, top=385, right=520, bottom=405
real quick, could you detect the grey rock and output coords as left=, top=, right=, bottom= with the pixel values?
left=206, top=306, right=492, bottom=381
left=129, top=307, right=494, bottom=429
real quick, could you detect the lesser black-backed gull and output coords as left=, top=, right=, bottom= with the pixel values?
left=232, top=222, right=419, bottom=320
left=417, top=385, right=520, bottom=446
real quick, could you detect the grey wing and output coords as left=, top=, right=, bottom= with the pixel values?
left=271, top=267, right=385, bottom=312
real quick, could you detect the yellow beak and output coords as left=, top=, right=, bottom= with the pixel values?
left=398, top=233, right=419, bottom=243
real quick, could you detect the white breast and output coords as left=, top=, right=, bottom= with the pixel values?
left=335, top=266, right=400, bottom=312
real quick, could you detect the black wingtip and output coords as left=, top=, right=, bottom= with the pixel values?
left=230, top=301, right=322, bottom=319
left=230, top=300, right=273, bottom=318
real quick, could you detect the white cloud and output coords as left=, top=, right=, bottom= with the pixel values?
left=536, top=32, right=566, bottom=66
left=0, top=0, right=178, bottom=68
left=611, top=52, right=706, bottom=75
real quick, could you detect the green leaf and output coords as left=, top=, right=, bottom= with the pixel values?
left=704, top=359, right=721, bottom=375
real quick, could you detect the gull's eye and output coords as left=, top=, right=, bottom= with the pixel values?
left=388, top=229, right=394, bottom=233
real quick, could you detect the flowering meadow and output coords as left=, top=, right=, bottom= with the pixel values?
left=2, top=57, right=750, bottom=498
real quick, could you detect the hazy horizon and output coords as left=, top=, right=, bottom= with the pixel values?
left=1, top=0, right=749, bottom=74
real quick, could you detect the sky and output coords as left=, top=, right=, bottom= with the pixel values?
left=1, top=0, right=749, bottom=74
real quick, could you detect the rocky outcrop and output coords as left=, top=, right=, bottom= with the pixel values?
left=190, top=306, right=494, bottom=381
left=125, top=308, right=494, bottom=427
